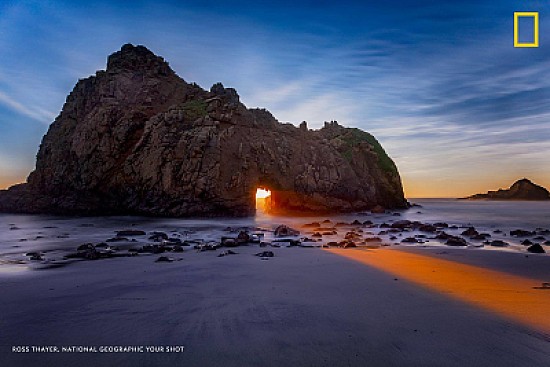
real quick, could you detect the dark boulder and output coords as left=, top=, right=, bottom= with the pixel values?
left=489, top=240, right=509, bottom=247
left=446, top=237, right=467, bottom=246
left=527, top=244, right=545, bottom=253
left=461, top=227, right=478, bottom=237
left=510, top=229, right=535, bottom=237
left=236, top=231, right=250, bottom=244
left=274, top=225, right=299, bottom=237
left=149, top=232, right=169, bottom=241
left=116, top=230, right=146, bottom=237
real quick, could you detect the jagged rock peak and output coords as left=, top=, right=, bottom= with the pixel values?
left=323, top=120, right=341, bottom=129
left=106, top=43, right=174, bottom=76
left=512, top=178, right=538, bottom=188
left=210, top=82, right=240, bottom=104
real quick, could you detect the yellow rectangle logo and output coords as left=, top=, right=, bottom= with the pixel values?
left=514, top=12, right=539, bottom=48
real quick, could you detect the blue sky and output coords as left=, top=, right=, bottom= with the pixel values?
left=1, top=0, right=549, bottom=197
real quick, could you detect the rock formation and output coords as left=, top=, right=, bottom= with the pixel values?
left=464, top=179, right=550, bottom=201
left=0, top=44, right=407, bottom=217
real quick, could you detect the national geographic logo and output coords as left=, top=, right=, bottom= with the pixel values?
left=514, top=12, right=539, bottom=48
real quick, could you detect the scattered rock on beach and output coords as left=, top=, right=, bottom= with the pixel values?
left=446, top=237, right=468, bottom=246
left=77, top=243, right=95, bottom=251
left=65, top=244, right=99, bottom=260
left=255, top=251, right=274, bottom=258
left=141, top=244, right=166, bottom=254
left=149, top=232, right=169, bottom=241
left=116, top=230, right=146, bottom=237
left=461, top=227, right=478, bottom=237
left=391, top=220, right=411, bottom=229
left=345, top=231, right=362, bottom=240
left=218, top=250, right=238, bottom=257
left=340, top=240, right=357, bottom=248
left=527, top=244, right=545, bottom=253
left=419, top=224, right=437, bottom=232
left=195, top=242, right=220, bottom=251
left=365, top=237, right=382, bottom=243
left=94, top=243, right=113, bottom=251
left=221, top=237, right=237, bottom=247
left=249, top=234, right=261, bottom=243
left=510, top=229, right=535, bottom=237
left=26, top=252, right=44, bottom=261
left=489, top=240, right=509, bottom=247
left=236, top=231, right=250, bottom=244
left=435, top=232, right=452, bottom=240
left=106, top=237, right=129, bottom=242
left=274, top=225, right=299, bottom=237
left=303, top=222, right=321, bottom=228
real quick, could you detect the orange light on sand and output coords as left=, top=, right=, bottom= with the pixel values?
left=328, top=248, right=550, bottom=334
left=255, top=188, right=271, bottom=199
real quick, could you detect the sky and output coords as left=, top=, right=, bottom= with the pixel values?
left=0, top=0, right=549, bottom=198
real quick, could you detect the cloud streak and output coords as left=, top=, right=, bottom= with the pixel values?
left=0, top=91, right=55, bottom=122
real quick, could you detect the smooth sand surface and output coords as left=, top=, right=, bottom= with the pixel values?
left=1, top=246, right=549, bottom=367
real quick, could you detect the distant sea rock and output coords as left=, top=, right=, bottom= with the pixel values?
left=462, top=179, right=550, bottom=201
left=0, top=44, right=407, bottom=217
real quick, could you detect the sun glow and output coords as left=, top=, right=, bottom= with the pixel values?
left=255, top=188, right=271, bottom=199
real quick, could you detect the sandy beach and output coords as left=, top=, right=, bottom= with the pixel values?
left=1, top=244, right=549, bottom=367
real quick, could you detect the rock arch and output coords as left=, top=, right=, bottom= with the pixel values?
left=0, top=44, right=407, bottom=217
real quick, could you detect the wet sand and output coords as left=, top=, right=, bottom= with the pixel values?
left=1, top=246, right=549, bottom=367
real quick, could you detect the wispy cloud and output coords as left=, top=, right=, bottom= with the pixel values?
left=0, top=91, right=55, bottom=122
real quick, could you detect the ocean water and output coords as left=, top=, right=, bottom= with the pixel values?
left=0, top=199, right=548, bottom=272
